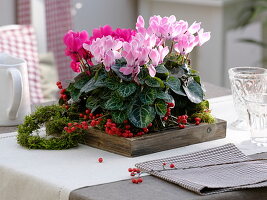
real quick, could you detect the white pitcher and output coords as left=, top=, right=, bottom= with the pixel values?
left=0, top=53, right=31, bottom=126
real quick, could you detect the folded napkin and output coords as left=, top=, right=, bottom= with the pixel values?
left=135, top=143, right=267, bottom=195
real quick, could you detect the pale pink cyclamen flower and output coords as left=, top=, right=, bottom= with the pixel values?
left=119, top=32, right=158, bottom=78
left=148, top=46, right=169, bottom=77
left=174, top=33, right=198, bottom=55
left=196, top=28, right=211, bottom=46
left=83, top=35, right=123, bottom=71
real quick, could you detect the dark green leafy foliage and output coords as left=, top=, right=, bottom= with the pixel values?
left=128, top=99, right=156, bottom=128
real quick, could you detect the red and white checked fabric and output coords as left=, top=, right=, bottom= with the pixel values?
left=16, top=0, right=31, bottom=25
left=45, top=0, right=74, bottom=82
left=0, top=25, right=44, bottom=103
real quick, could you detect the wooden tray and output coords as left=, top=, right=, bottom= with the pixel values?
left=81, top=118, right=227, bottom=157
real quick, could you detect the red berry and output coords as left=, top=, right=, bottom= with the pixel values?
left=181, top=119, right=187, bottom=124
left=60, top=89, right=66, bottom=94
left=162, top=162, right=166, bottom=166
left=170, top=163, right=175, bottom=168
left=128, top=168, right=133, bottom=172
left=136, top=168, right=141, bottom=173
left=83, top=115, right=87, bottom=120
left=137, top=178, right=143, bottom=183
left=63, top=127, right=68, bottom=131
left=79, top=113, right=84, bottom=118
left=184, top=115, right=188, bottom=119
left=132, top=179, right=137, bottom=184
left=163, top=116, right=168, bottom=121
left=68, top=123, right=72, bottom=127
left=128, top=132, right=133, bottom=137
left=90, top=120, right=96, bottom=127
left=133, top=168, right=137, bottom=172
left=168, top=102, right=175, bottom=108
left=71, top=127, right=76, bottom=132
left=195, top=121, right=200, bottom=125
left=123, top=120, right=128, bottom=124
left=179, top=124, right=185, bottom=129
left=195, top=117, right=201, bottom=122
left=65, top=105, right=70, bottom=109
left=85, top=109, right=91, bottom=114
left=58, top=85, right=63, bottom=89
left=98, top=158, right=103, bottom=163
left=148, top=123, right=152, bottom=127
left=143, top=128, right=149, bottom=133
left=130, top=172, right=135, bottom=176
left=125, top=125, right=131, bottom=129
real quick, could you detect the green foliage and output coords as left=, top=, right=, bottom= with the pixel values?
left=182, top=77, right=204, bottom=104
left=117, top=82, right=137, bottom=97
left=128, top=99, right=156, bottom=128
left=104, top=94, right=125, bottom=110
left=111, top=111, right=128, bottom=124
left=165, top=76, right=185, bottom=96
left=154, top=99, right=167, bottom=117
left=139, top=87, right=158, bottom=105
left=145, top=76, right=164, bottom=87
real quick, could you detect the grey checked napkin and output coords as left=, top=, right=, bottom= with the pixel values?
left=135, top=143, right=267, bottom=195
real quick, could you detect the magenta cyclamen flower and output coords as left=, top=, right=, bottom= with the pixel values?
left=64, top=30, right=89, bottom=53
left=89, top=25, right=135, bottom=43
left=70, top=61, right=81, bottom=73
left=83, top=35, right=123, bottom=71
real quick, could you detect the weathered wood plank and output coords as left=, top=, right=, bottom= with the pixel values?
left=81, top=118, right=227, bottom=157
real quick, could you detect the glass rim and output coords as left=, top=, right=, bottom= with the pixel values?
left=244, top=93, right=267, bottom=105
left=228, top=66, right=267, bottom=77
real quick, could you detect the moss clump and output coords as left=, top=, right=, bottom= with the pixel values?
left=17, top=105, right=84, bottom=150
left=191, top=111, right=216, bottom=124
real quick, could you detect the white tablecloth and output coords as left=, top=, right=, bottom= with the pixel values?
left=0, top=95, right=267, bottom=200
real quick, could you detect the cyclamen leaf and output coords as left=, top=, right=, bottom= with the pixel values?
left=104, top=96, right=124, bottom=110
left=128, top=100, right=156, bottom=128
left=140, top=88, right=157, bottom=105
left=86, top=96, right=100, bottom=113
left=145, top=77, right=164, bottom=88
left=73, top=72, right=90, bottom=89
left=156, top=91, right=173, bottom=102
left=104, top=78, right=120, bottom=90
left=154, top=99, right=167, bottom=117
left=165, top=76, right=186, bottom=96
left=67, top=83, right=81, bottom=102
left=183, top=78, right=204, bottom=104
left=117, top=83, right=137, bottom=97
left=111, top=111, right=128, bottom=124
left=156, top=64, right=169, bottom=74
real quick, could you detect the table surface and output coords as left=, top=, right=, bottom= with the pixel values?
left=5, top=83, right=265, bottom=200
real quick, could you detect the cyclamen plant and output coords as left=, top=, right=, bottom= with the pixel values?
left=17, top=15, right=215, bottom=150
left=62, top=15, right=212, bottom=128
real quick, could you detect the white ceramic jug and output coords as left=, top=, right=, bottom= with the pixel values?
left=0, top=53, right=31, bottom=126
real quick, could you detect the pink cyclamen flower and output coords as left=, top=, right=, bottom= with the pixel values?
left=70, top=61, right=81, bottom=73
left=89, top=25, right=135, bottom=43
left=174, top=33, right=198, bottom=55
left=148, top=46, right=169, bottom=77
left=64, top=30, right=88, bottom=53
left=196, top=28, right=211, bottom=46
left=187, top=21, right=201, bottom=34
left=83, top=35, right=123, bottom=71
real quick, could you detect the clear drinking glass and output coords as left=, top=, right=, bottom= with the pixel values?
left=228, top=67, right=267, bottom=130
left=245, top=93, right=267, bottom=146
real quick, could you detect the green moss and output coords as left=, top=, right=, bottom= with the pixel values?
left=17, top=105, right=83, bottom=150
left=191, top=111, right=216, bottom=124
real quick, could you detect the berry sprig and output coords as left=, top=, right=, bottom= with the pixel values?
left=63, top=121, right=89, bottom=133
left=195, top=117, right=201, bottom=125
left=128, top=168, right=143, bottom=184
left=177, top=115, right=188, bottom=129
left=162, top=102, right=175, bottom=121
